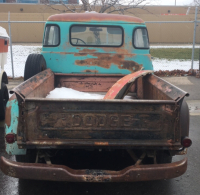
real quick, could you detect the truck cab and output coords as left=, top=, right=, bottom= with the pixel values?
left=24, top=13, right=153, bottom=80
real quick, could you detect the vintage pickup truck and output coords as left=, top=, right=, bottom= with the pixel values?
left=0, top=13, right=192, bottom=182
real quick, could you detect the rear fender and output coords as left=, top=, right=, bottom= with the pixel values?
left=5, top=96, right=26, bottom=155
left=180, top=99, right=189, bottom=137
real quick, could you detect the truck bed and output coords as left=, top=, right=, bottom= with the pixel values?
left=9, top=69, right=188, bottom=150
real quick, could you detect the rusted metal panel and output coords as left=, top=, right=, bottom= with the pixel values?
left=104, top=70, right=153, bottom=99
left=74, top=53, right=143, bottom=73
left=145, top=74, right=189, bottom=101
left=44, top=51, right=147, bottom=75
left=11, top=69, right=54, bottom=99
left=5, top=104, right=11, bottom=128
left=47, top=13, right=144, bottom=23
left=19, top=98, right=181, bottom=149
left=137, top=77, right=144, bottom=99
left=55, top=74, right=128, bottom=92
left=24, top=140, right=181, bottom=150
left=0, top=156, right=187, bottom=182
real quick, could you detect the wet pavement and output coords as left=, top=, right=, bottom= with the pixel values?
left=0, top=76, right=200, bottom=195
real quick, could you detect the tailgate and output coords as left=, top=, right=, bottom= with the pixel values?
left=18, top=98, right=181, bottom=149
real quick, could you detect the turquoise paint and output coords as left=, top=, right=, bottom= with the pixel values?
left=41, top=21, right=153, bottom=74
left=5, top=99, right=26, bottom=155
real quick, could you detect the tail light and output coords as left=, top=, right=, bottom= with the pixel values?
left=5, top=134, right=16, bottom=144
left=182, top=137, right=192, bottom=148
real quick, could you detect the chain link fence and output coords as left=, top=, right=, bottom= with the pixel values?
left=0, top=15, right=200, bottom=78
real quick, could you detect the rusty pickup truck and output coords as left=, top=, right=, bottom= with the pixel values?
left=0, top=13, right=192, bottom=182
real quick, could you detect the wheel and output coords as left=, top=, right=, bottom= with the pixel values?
left=15, top=150, right=36, bottom=163
left=156, top=151, right=172, bottom=164
left=0, top=83, right=9, bottom=120
left=24, top=54, right=46, bottom=81
left=71, top=38, right=86, bottom=45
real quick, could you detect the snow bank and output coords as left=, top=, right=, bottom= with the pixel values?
left=0, top=26, right=9, bottom=38
left=46, top=87, right=105, bottom=99
left=152, top=59, right=199, bottom=71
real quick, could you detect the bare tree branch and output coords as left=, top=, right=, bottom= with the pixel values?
left=45, top=3, right=71, bottom=12
left=45, top=0, right=155, bottom=15
left=60, top=1, right=77, bottom=12
left=194, top=0, right=200, bottom=5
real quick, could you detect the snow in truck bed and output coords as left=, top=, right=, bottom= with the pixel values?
left=46, top=88, right=105, bottom=99
left=46, top=87, right=133, bottom=100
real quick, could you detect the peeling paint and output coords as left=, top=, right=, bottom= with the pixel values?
left=5, top=106, right=11, bottom=128
left=82, top=69, right=99, bottom=73
left=75, top=54, right=143, bottom=72
left=5, top=97, right=26, bottom=155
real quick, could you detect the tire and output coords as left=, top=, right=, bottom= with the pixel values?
left=0, top=83, right=9, bottom=120
left=24, top=54, right=46, bottom=81
left=156, top=151, right=172, bottom=164
left=15, top=150, right=37, bottom=163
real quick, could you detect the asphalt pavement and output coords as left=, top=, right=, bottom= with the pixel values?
left=0, top=76, right=200, bottom=195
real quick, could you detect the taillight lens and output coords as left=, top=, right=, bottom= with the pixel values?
left=5, top=134, right=15, bottom=144
left=182, top=137, right=192, bottom=148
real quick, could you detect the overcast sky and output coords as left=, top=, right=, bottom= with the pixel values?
left=155, top=0, right=194, bottom=5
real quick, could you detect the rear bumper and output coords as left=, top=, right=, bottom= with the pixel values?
left=0, top=156, right=187, bottom=182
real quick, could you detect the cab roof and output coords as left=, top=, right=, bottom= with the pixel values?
left=47, top=13, right=144, bottom=24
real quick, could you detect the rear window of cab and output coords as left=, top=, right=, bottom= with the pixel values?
left=70, top=25, right=123, bottom=47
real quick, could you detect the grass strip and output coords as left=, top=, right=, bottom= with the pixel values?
left=150, top=48, right=199, bottom=60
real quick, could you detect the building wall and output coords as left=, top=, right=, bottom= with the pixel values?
left=0, top=4, right=199, bottom=43
left=1, top=0, right=79, bottom=3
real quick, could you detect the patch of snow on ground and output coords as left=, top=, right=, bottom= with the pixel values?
left=4, top=45, right=41, bottom=77
left=46, top=87, right=105, bottom=99
left=3, top=45, right=199, bottom=78
left=152, top=59, right=199, bottom=71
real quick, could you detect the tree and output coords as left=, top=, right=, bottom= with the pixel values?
left=45, top=0, right=155, bottom=15
left=191, top=0, right=200, bottom=5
